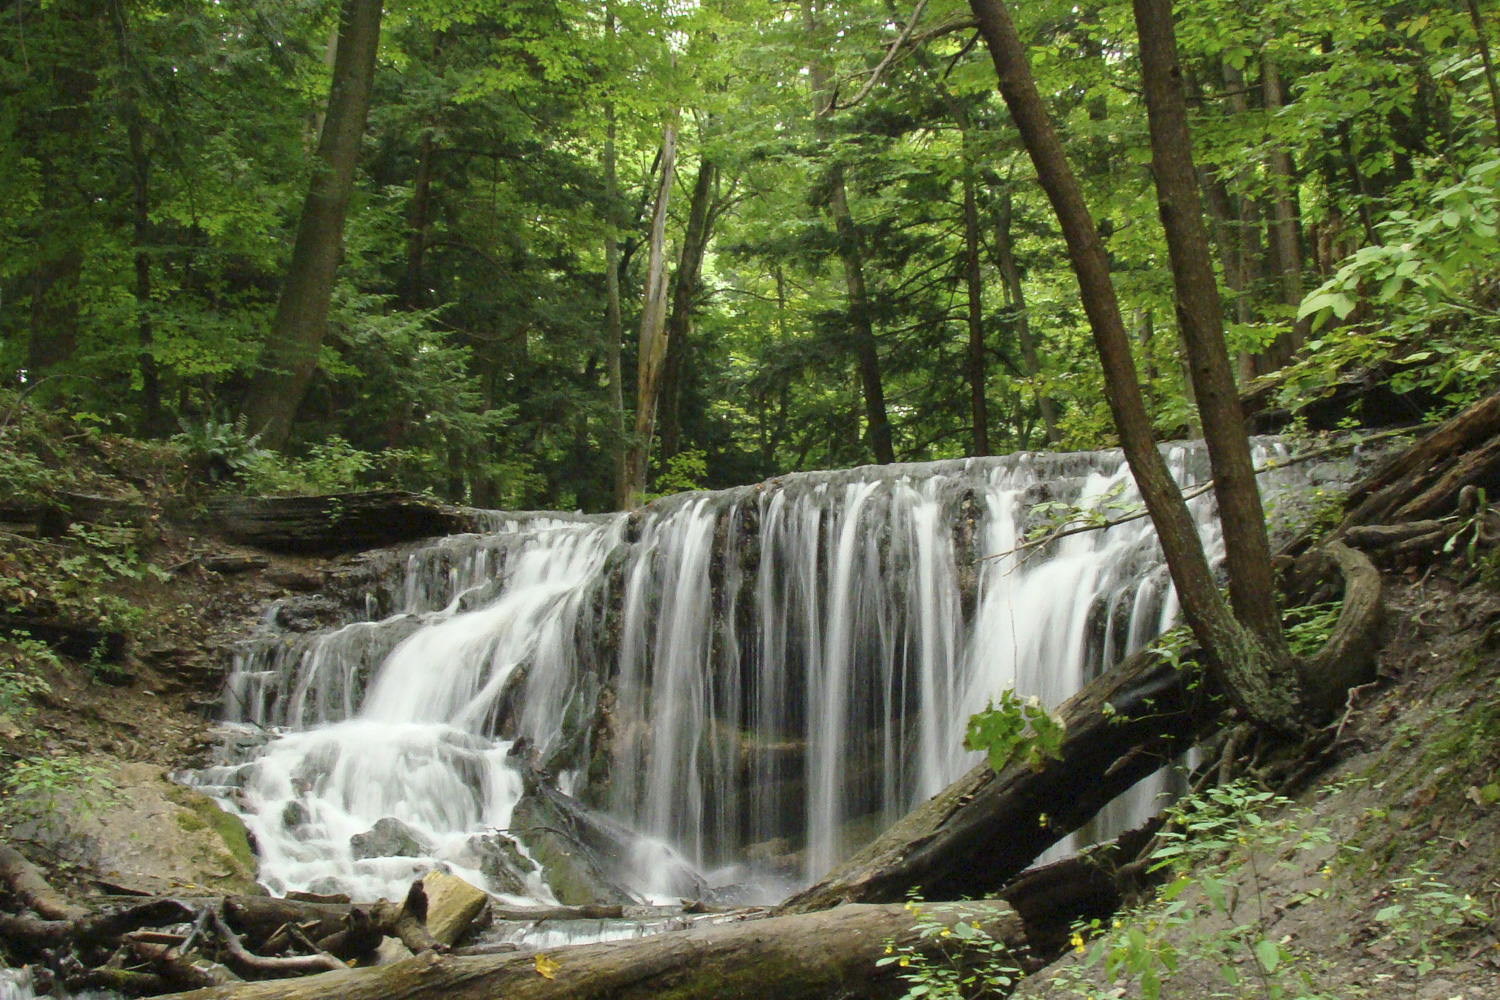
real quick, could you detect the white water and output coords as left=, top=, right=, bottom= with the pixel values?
left=195, top=442, right=1337, bottom=904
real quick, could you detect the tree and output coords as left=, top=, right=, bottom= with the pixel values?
left=621, top=118, right=679, bottom=508
left=242, top=0, right=384, bottom=450
left=966, top=0, right=1303, bottom=732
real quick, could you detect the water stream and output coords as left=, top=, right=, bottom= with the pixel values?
left=190, top=441, right=1358, bottom=906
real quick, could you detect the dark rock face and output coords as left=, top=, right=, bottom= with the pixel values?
left=349, top=817, right=432, bottom=860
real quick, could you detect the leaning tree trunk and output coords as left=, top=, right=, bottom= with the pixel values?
left=782, top=536, right=1383, bottom=913
left=620, top=119, right=678, bottom=508
left=242, top=0, right=383, bottom=450
left=1132, top=0, right=1303, bottom=730
left=965, top=0, right=1292, bottom=731
left=159, top=901, right=1029, bottom=1000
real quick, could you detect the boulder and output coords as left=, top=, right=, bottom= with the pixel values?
left=8, top=763, right=261, bottom=897
left=349, top=817, right=431, bottom=860
left=421, top=870, right=490, bottom=947
left=456, top=832, right=535, bottom=897
left=510, top=793, right=634, bottom=907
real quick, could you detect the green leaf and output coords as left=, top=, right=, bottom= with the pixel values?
left=1255, top=938, right=1280, bottom=973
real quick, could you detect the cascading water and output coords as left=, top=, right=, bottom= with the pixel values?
left=193, top=441, right=1356, bottom=906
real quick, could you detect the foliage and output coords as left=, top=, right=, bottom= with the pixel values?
left=876, top=898, right=1021, bottom=1000
left=1289, top=157, right=1500, bottom=413
left=1372, top=870, right=1489, bottom=976
left=1281, top=602, right=1342, bottom=659
left=1049, top=782, right=1342, bottom=1000
left=172, top=416, right=270, bottom=483
left=650, top=448, right=709, bottom=499
left=0, top=756, right=116, bottom=835
left=964, top=689, right=1066, bottom=773
left=0, top=635, right=56, bottom=721
left=1, top=0, right=1497, bottom=510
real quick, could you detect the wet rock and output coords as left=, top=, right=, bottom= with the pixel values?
left=458, top=832, right=535, bottom=897
left=349, top=817, right=431, bottom=860
left=281, top=800, right=310, bottom=830
left=8, top=763, right=261, bottom=896
left=511, top=793, right=635, bottom=907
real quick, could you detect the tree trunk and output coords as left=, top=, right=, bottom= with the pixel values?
left=993, top=190, right=1060, bottom=444
left=1220, top=61, right=1269, bottom=381
left=966, top=0, right=1295, bottom=731
left=964, top=175, right=989, bottom=456
left=658, top=155, right=718, bottom=461
left=109, top=0, right=163, bottom=435
left=805, top=0, right=896, bottom=466
left=1466, top=0, right=1500, bottom=146
left=402, top=128, right=436, bottom=310
left=27, top=249, right=83, bottom=376
left=159, top=901, right=1029, bottom=1000
left=604, top=105, right=627, bottom=506
left=1262, top=55, right=1306, bottom=357
left=1132, top=0, right=1302, bottom=730
left=242, top=0, right=383, bottom=449
left=620, top=120, right=679, bottom=508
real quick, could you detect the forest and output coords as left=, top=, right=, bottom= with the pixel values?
left=6, top=0, right=1500, bottom=998
left=5, top=0, right=1499, bottom=511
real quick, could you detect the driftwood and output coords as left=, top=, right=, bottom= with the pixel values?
left=156, top=901, right=1031, bottom=1000
left=224, top=882, right=442, bottom=959
left=0, top=898, right=196, bottom=949
left=207, top=492, right=484, bottom=555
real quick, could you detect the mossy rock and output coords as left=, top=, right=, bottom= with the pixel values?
left=12, top=763, right=262, bottom=896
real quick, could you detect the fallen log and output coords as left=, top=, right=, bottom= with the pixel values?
left=206, top=492, right=485, bottom=555
left=1342, top=521, right=1448, bottom=550
left=0, top=841, right=89, bottom=920
left=1341, top=390, right=1500, bottom=529
left=209, top=909, right=346, bottom=977
left=778, top=640, right=1217, bottom=914
left=225, top=881, right=442, bottom=958
left=0, top=898, right=196, bottom=950
left=156, top=900, right=1030, bottom=1000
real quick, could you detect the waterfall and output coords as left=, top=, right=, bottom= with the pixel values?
left=194, top=441, right=1349, bottom=904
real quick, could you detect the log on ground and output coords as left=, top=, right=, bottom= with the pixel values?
left=1340, top=390, right=1500, bottom=529
left=157, top=901, right=1029, bottom=1000
left=207, top=492, right=485, bottom=555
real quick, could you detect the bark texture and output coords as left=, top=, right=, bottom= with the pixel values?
left=159, top=901, right=1029, bottom=1000
left=621, top=120, right=679, bottom=507
left=1132, top=0, right=1302, bottom=730
left=242, top=0, right=383, bottom=449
